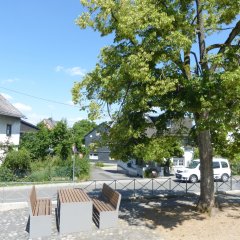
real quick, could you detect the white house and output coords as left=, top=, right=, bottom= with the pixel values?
left=0, top=94, right=24, bottom=162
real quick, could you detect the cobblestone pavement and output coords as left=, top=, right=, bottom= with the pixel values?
left=1, top=193, right=239, bottom=240
left=0, top=198, right=169, bottom=240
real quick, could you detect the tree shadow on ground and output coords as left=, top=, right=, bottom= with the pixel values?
left=119, top=193, right=240, bottom=230
left=216, top=192, right=240, bottom=218
left=119, top=195, right=205, bottom=230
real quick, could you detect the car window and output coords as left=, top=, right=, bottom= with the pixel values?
left=221, top=161, right=229, bottom=168
left=188, top=161, right=199, bottom=169
left=212, top=162, right=220, bottom=169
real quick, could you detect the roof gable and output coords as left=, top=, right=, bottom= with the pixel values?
left=0, top=94, right=24, bottom=118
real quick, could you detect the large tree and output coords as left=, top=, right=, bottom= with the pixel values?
left=72, top=0, right=240, bottom=213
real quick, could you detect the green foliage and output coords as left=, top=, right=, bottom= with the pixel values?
left=0, top=166, right=16, bottom=182
left=231, top=154, right=240, bottom=175
left=73, top=1, right=240, bottom=209
left=140, top=137, right=184, bottom=163
left=72, top=120, right=97, bottom=150
left=51, top=120, right=72, bottom=160
left=3, top=148, right=31, bottom=178
left=20, top=119, right=95, bottom=162
left=95, top=161, right=104, bottom=167
left=74, top=156, right=90, bottom=179
left=73, top=0, right=240, bottom=162
left=20, top=123, right=51, bottom=159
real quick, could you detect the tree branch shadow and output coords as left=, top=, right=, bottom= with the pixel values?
left=119, top=195, right=206, bottom=230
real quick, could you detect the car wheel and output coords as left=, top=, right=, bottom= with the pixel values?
left=189, top=174, right=198, bottom=183
left=221, top=174, right=229, bottom=182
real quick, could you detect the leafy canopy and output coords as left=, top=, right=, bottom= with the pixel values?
left=73, top=0, right=240, bottom=161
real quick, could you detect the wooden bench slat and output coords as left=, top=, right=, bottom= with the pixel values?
left=91, top=183, right=121, bottom=229
left=29, top=186, right=52, bottom=216
left=92, top=197, right=114, bottom=212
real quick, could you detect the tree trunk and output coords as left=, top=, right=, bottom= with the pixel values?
left=195, top=0, right=215, bottom=214
left=197, top=129, right=215, bottom=213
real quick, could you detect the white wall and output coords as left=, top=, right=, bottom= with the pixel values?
left=0, top=115, right=21, bottom=146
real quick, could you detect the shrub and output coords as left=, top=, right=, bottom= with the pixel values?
left=3, top=148, right=31, bottom=178
left=0, top=166, right=16, bottom=182
left=95, top=162, right=104, bottom=167
left=26, top=170, right=50, bottom=182
left=73, top=155, right=90, bottom=180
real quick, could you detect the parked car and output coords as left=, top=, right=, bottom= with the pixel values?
left=175, top=158, right=231, bottom=183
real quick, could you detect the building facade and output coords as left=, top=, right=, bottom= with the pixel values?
left=84, top=123, right=111, bottom=162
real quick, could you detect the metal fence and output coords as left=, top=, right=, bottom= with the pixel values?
left=1, top=176, right=240, bottom=203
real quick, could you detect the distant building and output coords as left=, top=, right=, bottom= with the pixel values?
left=84, top=123, right=111, bottom=161
left=41, top=118, right=58, bottom=130
left=20, top=119, right=39, bottom=136
left=85, top=115, right=194, bottom=175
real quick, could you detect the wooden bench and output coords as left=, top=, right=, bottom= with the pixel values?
left=92, top=183, right=121, bottom=229
left=28, top=185, right=52, bottom=238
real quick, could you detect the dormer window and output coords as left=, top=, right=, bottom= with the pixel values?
left=6, top=124, right=12, bottom=136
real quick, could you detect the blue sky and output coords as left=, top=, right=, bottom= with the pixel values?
left=0, top=0, right=112, bottom=126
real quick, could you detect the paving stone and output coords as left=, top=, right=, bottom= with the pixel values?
left=0, top=201, right=164, bottom=240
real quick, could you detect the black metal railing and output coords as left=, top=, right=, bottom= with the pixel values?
left=0, top=176, right=240, bottom=203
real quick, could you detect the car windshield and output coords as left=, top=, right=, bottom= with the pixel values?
left=188, top=161, right=199, bottom=169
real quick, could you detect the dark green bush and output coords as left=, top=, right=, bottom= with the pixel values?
left=0, top=166, right=16, bottom=182
left=3, top=148, right=31, bottom=178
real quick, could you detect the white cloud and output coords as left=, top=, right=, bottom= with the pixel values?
left=55, top=65, right=64, bottom=72
left=55, top=65, right=86, bottom=77
left=1, top=78, right=19, bottom=84
left=66, top=100, right=74, bottom=106
left=66, top=67, right=86, bottom=76
left=0, top=92, right=12, bottom=100
left=13, top=103, right=32, bottom=112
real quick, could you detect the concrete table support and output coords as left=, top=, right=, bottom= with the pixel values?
left=56, top=188, right=92, bottom=234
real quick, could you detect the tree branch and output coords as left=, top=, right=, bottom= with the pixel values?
left=206, top=27, right=234, bottom=32
left=210, top=20, right=240, bottom=72
left=218, top=20, right=240, bottom=55
left=207, top=44, right=239, bottom=52
left=190, top=51, right=202, bottom=76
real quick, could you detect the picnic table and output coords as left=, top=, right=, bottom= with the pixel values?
left=56, top=188, right=92, bottom=234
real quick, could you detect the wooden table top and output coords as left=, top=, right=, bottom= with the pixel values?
left=58, top=188, right=92, bottom=203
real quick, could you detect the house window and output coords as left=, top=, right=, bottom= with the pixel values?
left=173, top=158, right=184, bottom=166
left=6, top=124, right=12, bottom=136
left=89, top=153, right=98, bottom=160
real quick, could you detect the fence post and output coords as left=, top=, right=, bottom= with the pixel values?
left=115, top=180, right=117, bottom=190
left=215, top=180, right=218, bottom=193
left=169, top=178, right=171, bottom=192
left=134, top=179, right=136, bottom=198
left=186, top=180, right=188, bottom=194
left=230, top=176, right=233, bottom=190
left=152, top=179, right=154, bottom=195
